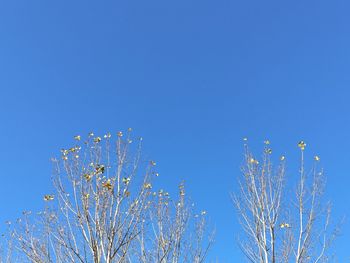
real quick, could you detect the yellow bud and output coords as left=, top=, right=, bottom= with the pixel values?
left=298, top=141, right=306, bottom=151
left=143, top=183, right=152, bottom=189
left=43, top=195, right=54, bottom=201
left=94, top=137, right=101, bottom=143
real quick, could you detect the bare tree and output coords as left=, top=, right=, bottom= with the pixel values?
left=233, top=140, right=338, bottom=263
left=12, top=130, right=212, bottom=263
left=136, top=183, right=213, bottom=263
left=0, top=221, right=15, bottom=263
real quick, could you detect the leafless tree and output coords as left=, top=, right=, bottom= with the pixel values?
left=0, top=221, right=15, bottom=263
left=12, top=130, right=212, bottom=263
left=136, top=183, right=213, bottom=263
left=233, top=140, right=338, bottom=263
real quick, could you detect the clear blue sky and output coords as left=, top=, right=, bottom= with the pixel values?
left=1, top=0, right=350, bottom=261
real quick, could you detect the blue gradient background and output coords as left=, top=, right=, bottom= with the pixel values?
left=0, top=0, right=350, bottom=261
